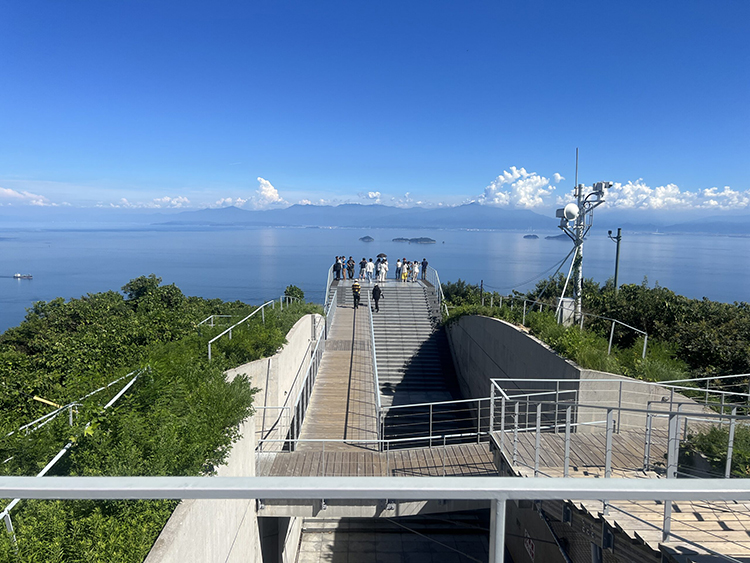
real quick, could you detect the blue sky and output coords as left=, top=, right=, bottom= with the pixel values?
left=1, top=1, right=748, bottom=215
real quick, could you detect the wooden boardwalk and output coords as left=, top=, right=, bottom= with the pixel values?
left=494, top=428, right=750, bottom=559
left=257, top=442, right=498, bottom=477
left=497, top=428, right=669, bottom=477
left=296, top=303, right=379, bottom=451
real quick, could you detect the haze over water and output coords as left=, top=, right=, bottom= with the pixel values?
left=1, top=226, right=748, bottom=333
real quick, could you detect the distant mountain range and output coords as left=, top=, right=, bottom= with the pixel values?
left=157, top=204, right=750, bottom=235
left=157, top=203, right=556, bottom=230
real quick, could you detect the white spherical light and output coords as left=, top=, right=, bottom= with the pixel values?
left=563, top=203, right=579, bottom=221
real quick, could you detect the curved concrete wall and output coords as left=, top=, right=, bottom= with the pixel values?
left=446, top=315, right=702, bottom=433
left=146, top=314, right=321, bottom=563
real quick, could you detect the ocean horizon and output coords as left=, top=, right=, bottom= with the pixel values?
left=1, top=225, right=748, bottom=333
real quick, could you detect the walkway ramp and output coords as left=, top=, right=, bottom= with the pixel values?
left=296, top=288, right=379, bottom=451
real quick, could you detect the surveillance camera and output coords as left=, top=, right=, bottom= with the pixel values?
left=608, top=230, right=612, bottom=236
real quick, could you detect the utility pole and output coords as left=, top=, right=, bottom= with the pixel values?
left=608, top=228, right=622, bottom=292
left=480, top=280, right=484, bottom=307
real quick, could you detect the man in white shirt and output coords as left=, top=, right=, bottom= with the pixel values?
left=365, top=259, right=375, bottom=284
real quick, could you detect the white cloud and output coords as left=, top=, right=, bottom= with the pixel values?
left=555, top=179, right=750, bottom=211
left=253, top=177, right=286, bottom=209
left=358, top=191, right=381, bottom=204
left=478, top=167, right=554, bottom=208
left=110, top=195, right=192, bottom=209
left=298, top=199, right=312, bottom=205
left=0, top=187, right=56, bottom=206
left=213, top=196, right=249, bottom=208
left=553, top=173, right=565, bottom=184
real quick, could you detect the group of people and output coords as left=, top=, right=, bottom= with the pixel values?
left=332, top=256, right=429, bottom=284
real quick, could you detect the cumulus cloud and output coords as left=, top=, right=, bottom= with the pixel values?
left=553, top=173, right=565, bottom=184
left=0, top=187, right=55, bottom=206
left=213, top=196, right=249, bottom=208
left=554, top=179, right=750, bottom=211
left=358, top=191, right=381, bottom=204
left=478, top=167, right=557, bottom=208
left=254, top=177, right=287, bottom=209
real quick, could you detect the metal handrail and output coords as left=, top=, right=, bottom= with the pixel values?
left=208, top=301, right=274, bottom=361
left=367, top=292, right=383, bottom=425
left=324, top=264, right=334, bottom=306
left=197, top=314, right=233, bottom=327
left=425, top=266, right=448, bottom=317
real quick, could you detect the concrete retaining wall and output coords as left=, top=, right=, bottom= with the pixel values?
left=146, top=314, right=321, bottom=563
left=446, top=315, right=702, bottom=433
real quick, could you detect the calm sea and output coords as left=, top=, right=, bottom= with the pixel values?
left=1, top=226, right=748, bottom=333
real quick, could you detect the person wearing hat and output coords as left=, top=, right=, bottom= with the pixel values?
left=352, top=280, right=361, bottom=309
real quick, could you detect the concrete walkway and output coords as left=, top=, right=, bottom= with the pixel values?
left=297, top=301, right=379, bottom=451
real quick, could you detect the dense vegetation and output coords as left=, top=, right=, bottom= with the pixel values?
left=0, top=276, right=320, bottom=562
left=443, top=275, right=750, bottom=381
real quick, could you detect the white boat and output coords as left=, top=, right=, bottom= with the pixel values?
left=13, top=273, right=32, bottom=279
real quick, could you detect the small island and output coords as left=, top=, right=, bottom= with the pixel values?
left=523, top=234, right=539, bottom=239
left=392, top=237, right=436, bottom=244
left=359, top=236, right=374, bottom=242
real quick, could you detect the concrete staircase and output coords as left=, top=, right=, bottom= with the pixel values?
left=329, top=279, right=473, bottom=444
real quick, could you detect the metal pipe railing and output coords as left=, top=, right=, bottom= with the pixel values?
left=207, top=301, right=274, bottom=361
left=367, top=292, right=382, bottom=435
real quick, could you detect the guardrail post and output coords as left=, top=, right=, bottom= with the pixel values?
left=210, top=316, right=215, bottom=328
left=726, top=407, right=737, bottom=478
left=500, top=396, right=506, bottom=456
left=490, top=386, right=495, bottom=433
left=442, top=435, right=447, bottom=476
left=554, top=382, right=559, bottom=434
left=663, top=410, right=679, bottom=541
left=642, top=333, right=648, bottom=358
left=477, top=399, right=482, bottom=444
left=261, top=306, right=265, bottom=325
left=534, top=403, right=541, bottom=477
left=605, top=409, right=614, bottom=478
left=489, top=499, right=506, bottom=563
left=617, top=381, right=623, bottom=434
left=429, top=404, right=433, bottom=448
left=644, top=403, right=653, bottom=471
left=564, top=406, right=571, bottom=478
left=522, top=301, right=527, bottom=325
left=513, top=403, right=519, bottom=465
left=229, top=328, right=232, bottom=340
left=208, top=343, right=212, bottom=362
left=608, top=321, right=615, bottom=355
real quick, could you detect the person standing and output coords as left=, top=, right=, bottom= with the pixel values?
left=379, top=259, right=388, bottom=282
left=347, top=256, right=355, bottom=280
left=359, top=257, right=367, bottom=279
left=412, top=260, right=419, bottom=282
left=365, top=258, right=375, bottom=284
left=333, top=256, right=341, bottom=281
left=401, top=262, right=409, bottom=282
left=395, top=259, right=402, bottom=281
left=340, top=255, right=347, bottom=280
left=421, top=258, right=428, bottom=280
left=372, top=284, right=383, bottom=312
left=352, top=280, right=361, bottom=309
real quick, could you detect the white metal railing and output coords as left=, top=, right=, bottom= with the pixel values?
left=324, top=264, right=334, bottom=306
left=207, top=301, right=274, bottom=361
left=285, top=321, right=327, bottom=450
left=1, top=476, right=749, bottom=563
left=197, top=314, right=234, bottom=327
left=323, top=288, right=337, bottom=339
left=367, top=292, right=382, bottom=429
left=380, top=396, right=492, bottom=447
left=0, top=369, right=142, bottom=544
left=425, top=266, right=448, bottom=316
left=6, top=371, right=139, bottom=440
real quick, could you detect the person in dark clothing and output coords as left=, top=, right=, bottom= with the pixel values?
left=421, top=258, right=428, bottom=280
left=359, top=257, right=367, bottom=279
left=333, top=256, right=341, bottom=281
left=352, top=280, right=361, bottom=309
left=347, top=256, right=355, bottom=279
left=372, top=284, right=382, bottom=312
